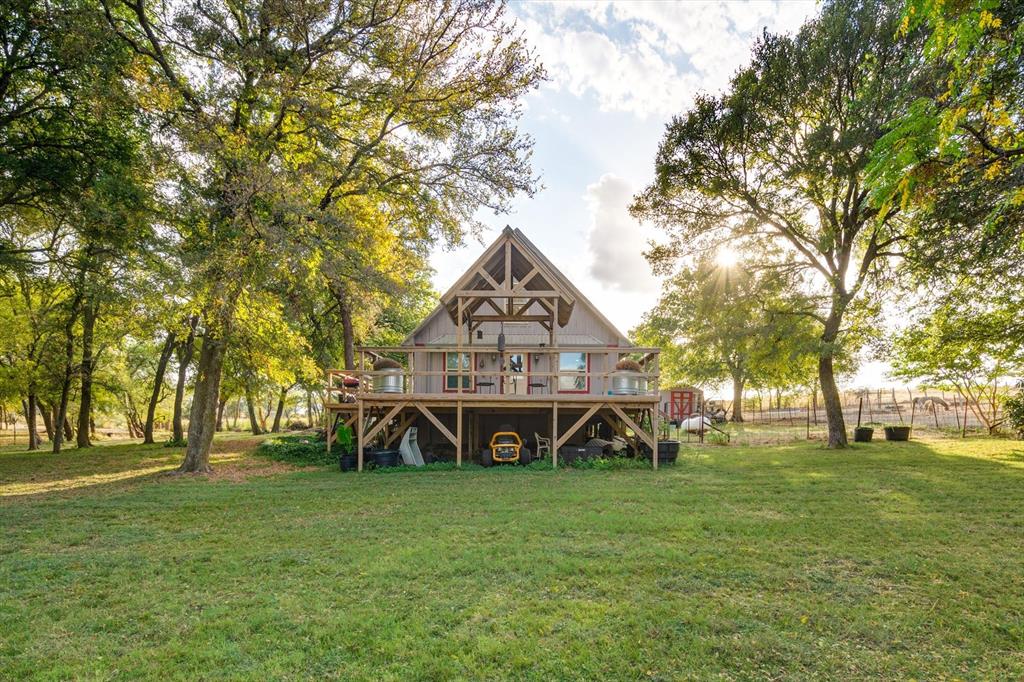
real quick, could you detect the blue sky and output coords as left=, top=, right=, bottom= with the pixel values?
left=429, top=1, right=892, bottom=390
left=431, top=0, right=819, bottom=327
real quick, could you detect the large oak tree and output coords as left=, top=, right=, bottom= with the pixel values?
left=631, top=0, right=925, bottom=447
left=103, top=0, right=543, bottom=471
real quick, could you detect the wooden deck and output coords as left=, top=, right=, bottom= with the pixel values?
left=326, top=392, right=661, bottom=472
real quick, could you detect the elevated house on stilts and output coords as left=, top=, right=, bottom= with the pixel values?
left=324, top=227, right=661, bottom=470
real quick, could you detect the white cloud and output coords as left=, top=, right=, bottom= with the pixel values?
left=515, top=1, right=818, bottom=118
left=585, top=173, right=658, bottom=293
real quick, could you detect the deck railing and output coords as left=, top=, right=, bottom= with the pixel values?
left=326, top=345, right=660, bottom=403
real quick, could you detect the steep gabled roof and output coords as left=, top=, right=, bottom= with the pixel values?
left=403, top=227, right=631, bottom=346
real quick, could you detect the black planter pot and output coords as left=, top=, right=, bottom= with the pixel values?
left=646, top=440, right=679, bottom=465
left=372, top=449, right=401, bottom=468
left=339, top=452, right=358, bottom=472
left=884, top=426, right=911, bottom=441
left=853, top=427, right=874, bottom=443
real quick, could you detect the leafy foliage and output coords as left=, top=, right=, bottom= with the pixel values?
left=869, top=0, right=1024, bottom=281
left=631, top=0, right=926, bottom=446
left=257, top=434, right=332, bottom=467
left=1001, top=393, right=1024, bottom=438
left=890, top=299, right=1020, bottom=433
left=633, top=252, right=823, bottom=421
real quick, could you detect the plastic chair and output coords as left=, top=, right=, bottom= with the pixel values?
left=534, top=432, right=552, bottom=459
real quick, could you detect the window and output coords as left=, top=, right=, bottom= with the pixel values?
left=444, top=352, right=472, bottom=391
left=558, top=352, right=588, bottom=393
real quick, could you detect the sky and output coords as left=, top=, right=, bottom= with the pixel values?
left=427, top=1, right=895, bottom=392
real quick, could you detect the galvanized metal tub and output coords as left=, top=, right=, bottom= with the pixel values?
left=372, top=367, right=404, bottom=393
left=610, top=371, right=647, bottom=396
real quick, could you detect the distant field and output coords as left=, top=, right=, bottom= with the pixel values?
left=2, top=434, right=1023, bottom=679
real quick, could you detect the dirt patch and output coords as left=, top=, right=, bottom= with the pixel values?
left=203, top=458, right=298, bottom=483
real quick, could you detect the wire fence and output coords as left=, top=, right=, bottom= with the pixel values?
left=730, top=387, right=1005, bottom=435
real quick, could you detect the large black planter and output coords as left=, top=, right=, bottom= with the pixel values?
left=853, top=427, right=874, bottom=443
left=884, top=426, right=911, bottom=441
left=339, top=452, right=358, bottom=472
left=655, top=440, right=680, bottom=465
left=372, top=449, right=401, bottom=468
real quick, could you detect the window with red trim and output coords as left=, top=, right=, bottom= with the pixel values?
left=557, top=352, right=589, bottom=393
left=444, top=352, right=473, bottom=392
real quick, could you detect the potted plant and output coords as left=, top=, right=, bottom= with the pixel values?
left=371, top=357, right=404, bottom=393
left=853, top=425, right=874, bottom=442
left=610, top=358, right=647, bottom=395
left=336, top=426, right=358, bottom=471
left=883, top=424, right=912, bottom=441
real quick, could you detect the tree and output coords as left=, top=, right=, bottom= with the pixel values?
left=104, top=0, right=543, bottom=472
left=631, top=0, right=925, bottom=447
left=869, top=0, right=1024, bottom=280
left=890, top=297, right=1021, bottom=434
left=868, top=0, right=1024, bottom=375
left=633, top=252, right=820, bottom=422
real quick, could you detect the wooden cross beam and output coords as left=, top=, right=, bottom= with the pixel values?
left=513, top=267, right=539, bottom=292
left=383, top=412, right=417, bottom=448
left=475, top=265, right=501, bottom=290
left=363, top=402, right=407, bottom=444
left=556, top=403, right=603, bottom=450
left=610, top=404, right=655, bottom=451
left=416, top=404, right=459, bottom=448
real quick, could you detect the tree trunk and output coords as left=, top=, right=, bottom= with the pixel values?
left=172, top=316, right=198, bottom=443
left=76, top=301, right=97, bottom=448
left=340, top=296, right=355, bottom=371
left=245, top=383, right=262, bottom=435
left=144, top=331, right=177, bottom=444
left=179, top=336, right=228, bottom=473
left=731, top=375, right=745, bottom=423
left=38, top=399, right=54, bottom=442
left=331, top=283, right=356, bottom=369
left=271, top=386, right=287, bottom=433
left=53, top=286, right=86, bottom=453
left=216, top=396, right=226, bottom=432
left=819, top=316, right=848, bottom=448
left=24, top=395, right=40, bottom=450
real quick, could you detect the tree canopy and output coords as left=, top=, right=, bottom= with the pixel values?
left=632, top=0, right=927, bottom=446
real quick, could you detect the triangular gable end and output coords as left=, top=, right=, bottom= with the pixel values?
left=403, top=227, right=632, bottom=347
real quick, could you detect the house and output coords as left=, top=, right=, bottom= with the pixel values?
left=324, top=227, right=662, bottom=469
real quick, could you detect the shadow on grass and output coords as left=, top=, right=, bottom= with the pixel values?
left=0, top=434, right=270, bottom=500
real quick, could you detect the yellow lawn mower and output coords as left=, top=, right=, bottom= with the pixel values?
left=480, top=427, right=532, bottom=467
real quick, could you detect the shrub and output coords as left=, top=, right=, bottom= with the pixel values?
left=371, top=461, right=482, bottom=473
left=1003, top=393, right=1024, bottom=438
left=285, top=419, right=308, bottom=431
left=569, top=456, right=651, bottom=470
left=705, top=431, right=729, bottom=446
left=164, top=437, right=187, bottom=448
left=372, top=357, right=402, bottom=370
left=614, top=358, right=642, bottom=372
left=257, top=434, right=332, bottom=466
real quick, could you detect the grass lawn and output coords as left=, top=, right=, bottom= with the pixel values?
left=2, top=434, right=1024, bottom=679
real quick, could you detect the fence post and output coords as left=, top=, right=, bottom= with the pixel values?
left=962, top=397, right=968, bottom=438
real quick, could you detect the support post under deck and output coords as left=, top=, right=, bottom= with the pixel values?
left=552, top=401, right=558, bottom=468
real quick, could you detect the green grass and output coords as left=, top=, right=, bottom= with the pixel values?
left=2, top=435, right=1024, bottom=679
